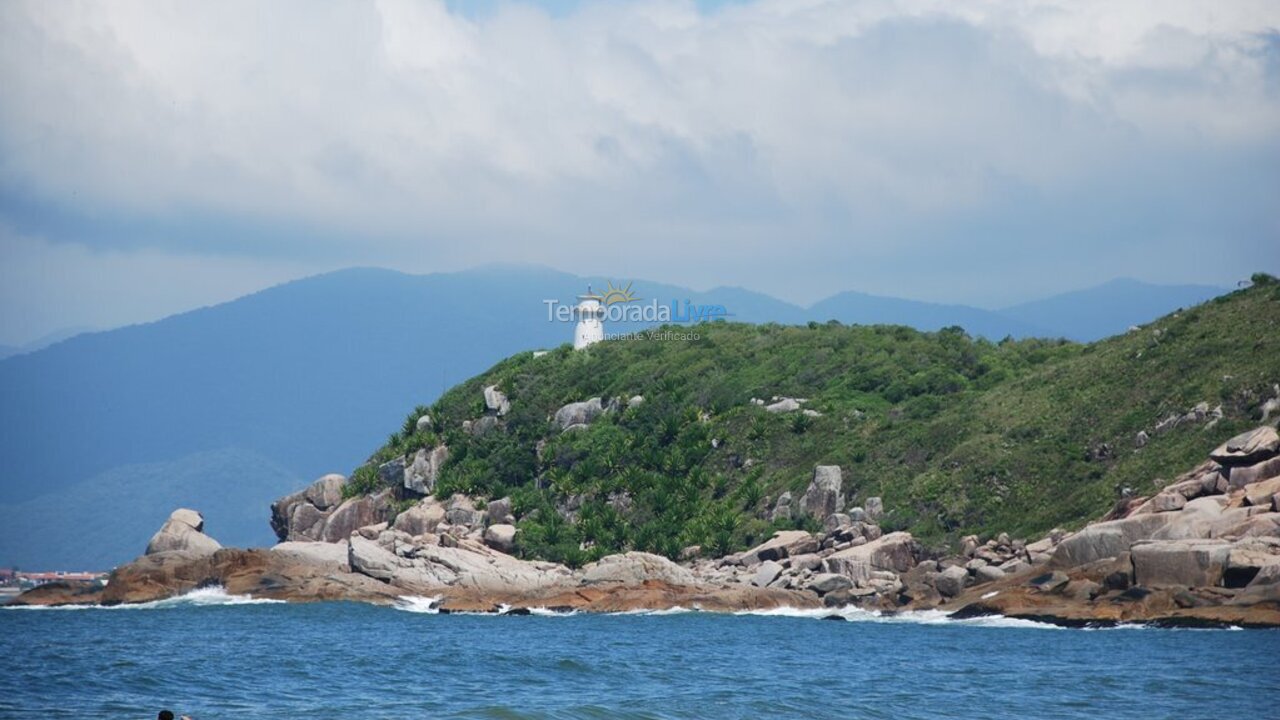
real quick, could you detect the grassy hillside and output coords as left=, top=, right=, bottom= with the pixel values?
left=351, top=276, right=1280, bottom=566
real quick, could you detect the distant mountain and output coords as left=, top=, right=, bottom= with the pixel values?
left=0, top=325, right=96, bottom=360
left=0, top=266, right=1228, bottom=569
left=999, top=278, right=1226, bottom=341
left=810, top=291, right=1050, bottom=339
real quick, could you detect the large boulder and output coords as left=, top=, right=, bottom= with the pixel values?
left=483, top=385, right=511, bottom=416
left=974, top=565, right=1006, bottom=584
left=1051, top=513, right=1203, bottom=569
left=808, top=573, right=854, bottom=594
left=378, top=457, right=407, bottom=487
left=1148, top=492, right=1187, bottom=513
left=769, top=492, right=793, bottom=522
left=751, top=560, right=784, bottom=588
left=487, top=497, right=515, bottom=525
left=935, top=565, right=969, bottom=598
left=394, top=538, right=572, bottom=593
left=391, top=500, right=447, bottom=536
left=765, top=398, right=801, bottom=413
left=580, top=552, right=698, bottom=586
left=1131, top=539, right=1233, bottom=587
left=799, top=466, right=843, bottom=521
left=404, top=446, right=449, bottom=495
left=445, top=495, right=486, bottom=528
left=483, top=524, right=517, bottom=553
left=304, top=475, right=345, bottom=510
left=1227, top=539, right=1280, bottom=586
left=270, top=474, right=346, bottom=541
left=744, top=531, right=820, bottom=563
left=1229, top=455, right=1280, bottom=491
left=1244, top=477, right=1280, bottom=509
left=1210, top=426, right=1280, bottom=467
left=146, top=509, right=222, bottom=557
left=321, top=492, right=394, bottom=543
left=823, top=532, right=918, bottom=582
left=270, top=540, right=351, bottom=572
left=348, top=535, right=401, bottom=582
left=555, top=398, right=605, bottom=429
left=1208, top=510, right=1280, bottom=539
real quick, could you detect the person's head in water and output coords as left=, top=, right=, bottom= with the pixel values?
left=158, top=711, right=175, bottom=720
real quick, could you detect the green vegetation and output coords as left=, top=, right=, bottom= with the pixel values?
left=350, top=283, right=1280, bottom=565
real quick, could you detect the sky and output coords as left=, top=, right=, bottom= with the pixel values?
left=1, top=0, right=1278, bottom=345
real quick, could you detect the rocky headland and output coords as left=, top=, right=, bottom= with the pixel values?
left=16, top=426, right=1280, bottom=627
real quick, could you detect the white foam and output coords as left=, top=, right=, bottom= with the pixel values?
left=609, top=605, right=697, bottom=616
left=1, top=586, right=283, bottom=611
left=527, top=606, right=578, bottom=617
left=393, top=596, right=442, bottom=614
left=732, top=605, right=1063, bottom=629
left=147, top=586, right=285, bottom=608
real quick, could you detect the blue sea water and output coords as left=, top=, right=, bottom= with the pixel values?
left=2, top=589, right=1278, bottom=720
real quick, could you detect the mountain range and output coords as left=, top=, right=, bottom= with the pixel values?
left=0, top=265, right=1225, bottom=568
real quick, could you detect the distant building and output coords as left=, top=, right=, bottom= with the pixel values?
left=574, top=289, right=605, bottom=350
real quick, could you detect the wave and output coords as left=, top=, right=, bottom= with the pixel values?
left=527, top=606, right=578, bottom=617
left=9, top=591, right=1249, bottom=631
left=2, top=586, right=284, bottom=611
left=731, top=605, right=1064, bottom=629
left=606, top=605, right=698, bottom=616
left=393, top=596, right=443, bottom=614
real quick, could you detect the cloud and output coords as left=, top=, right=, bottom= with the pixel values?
left=0, top=0, right=1277, bottom=319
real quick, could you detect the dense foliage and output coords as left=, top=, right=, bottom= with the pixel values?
left=350, top=280, right=1280, bottom=566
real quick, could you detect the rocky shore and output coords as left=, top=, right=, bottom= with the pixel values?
left=15, top=426, right=1280, bottom=627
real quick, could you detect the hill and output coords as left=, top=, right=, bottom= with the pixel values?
left=345, top=276, right=1280, bottom=565
left=0, top=265, right=1234, bottom=568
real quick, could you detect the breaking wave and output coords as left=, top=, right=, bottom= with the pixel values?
left=2, top=586, right=284, bottom=611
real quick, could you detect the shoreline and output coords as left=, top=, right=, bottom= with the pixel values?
left=12, top=425, right=1280, bottom=630
left=10, top=581, right=1277, bottom=631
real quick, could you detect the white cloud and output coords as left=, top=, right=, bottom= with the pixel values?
left=0, top=0, right=1276, bottom=320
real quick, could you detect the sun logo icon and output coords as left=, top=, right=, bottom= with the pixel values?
left=589, top=280, right=640, bottom=306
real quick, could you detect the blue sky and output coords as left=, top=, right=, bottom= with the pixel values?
left=1, top=0, right=1278, bottom=345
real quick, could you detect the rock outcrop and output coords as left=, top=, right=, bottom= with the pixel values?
left=145, top=509, right=222, bottom=556
left=404, top=446, right=449, bottom=495
left=270, top=476, right=394, bottom=542
left=799, top=465, right=843, bottom=521
left=483, top=385, right=511, bottom=416
left=16, top=426, right=1280, bottom=628
left=1211, top=426, right=1280, bottom=466
left=581, top=552, right=697, bottom=586
left=823, top=532, right=918, bottom=582
left=555, top=398, right=605, bottom=430
left=937, top=425, right=1280, bottom=627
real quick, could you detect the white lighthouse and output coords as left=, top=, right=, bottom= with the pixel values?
left=573, top=288, right=605, bottom=350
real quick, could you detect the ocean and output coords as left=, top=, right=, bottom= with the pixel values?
left=2, top=588, right=1277, bottom=719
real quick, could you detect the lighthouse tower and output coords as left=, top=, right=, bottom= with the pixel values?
left=573, top=288, right=605, bottom=350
